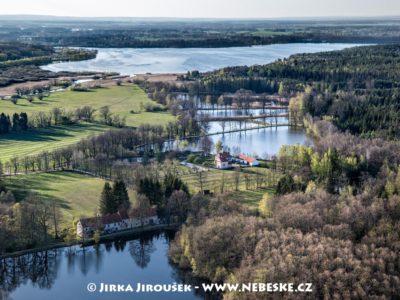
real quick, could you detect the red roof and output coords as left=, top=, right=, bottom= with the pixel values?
left=129, top=207, right=158, bottom=218
left=239, top=154, right=257, bottom=163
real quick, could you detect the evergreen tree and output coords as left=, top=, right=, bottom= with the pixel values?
left=138, top=178, right=163, bottom=206
left=276, top=174, right=295, bottom=195
left=164, top=174, right=189, bottom=199
left=19, top=113, right=28, bottom=131
left=12, top=113, right=20, bottom=131
left=0, top=113, right=10, bottom=134
left=99, top=182, right=114, bottom=215
left=112, top=179, right=130, bottom=211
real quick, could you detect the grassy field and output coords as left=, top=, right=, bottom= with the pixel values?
left=0, top=84, right=175, bottom=161
left=0, top=84, right=175, bottom=127
left=3, top=171, right=137, bottom=226
left=180, top=166, right=279, bottom=208
left=0, top=122, right=109, bottom=161
left=227, top=189, right=274, bottom=208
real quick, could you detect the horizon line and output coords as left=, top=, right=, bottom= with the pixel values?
left=0, top=14, right=400, bottom=21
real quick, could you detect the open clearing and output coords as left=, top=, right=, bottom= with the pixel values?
left=180, top=166, right=278, bottom=207
left=0, top=122, right=108, bottom=161
left=3, top=171, right=137, bottom=226
left=0, top=84, right=175, bottom=127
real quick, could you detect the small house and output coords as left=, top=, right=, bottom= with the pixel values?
left=238, top=154, right=260, bottom=166
left=128, top=207, right=159, bottom=228
left=215, top=152, right=232, bottom=169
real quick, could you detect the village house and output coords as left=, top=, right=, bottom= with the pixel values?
left=77, top=208, right=159, bottom=238
left=238, top=154, right=260, bottom=167
left=215, top=152, right=232, bottom=169
left=126, top=207, right=159, bottom=228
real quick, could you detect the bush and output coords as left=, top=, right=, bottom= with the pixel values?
left=193, top=157, right=203, bottom=164
left=71, top=85, right=89, bottom=92
left=187, top=154, right=196, bottom=163
left=10, top=95, right=19, bottom=104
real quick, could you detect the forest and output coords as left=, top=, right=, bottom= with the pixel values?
left=160, top=45, right=400, bottom=138
left=156, top=45, right=400, bottom=299
left=169, top=119, right=400, bottom=299
left=0, top=17, right=400, bottom=48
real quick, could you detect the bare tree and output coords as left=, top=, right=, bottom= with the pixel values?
left=233, top=167, right=241, bottom=191
left=199, top=136, right=213, bottom=156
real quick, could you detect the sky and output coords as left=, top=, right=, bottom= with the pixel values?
left=0, top=0, right=399, bottom=19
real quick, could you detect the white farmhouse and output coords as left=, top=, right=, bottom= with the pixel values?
left=215, top=152, right=232, bottom=169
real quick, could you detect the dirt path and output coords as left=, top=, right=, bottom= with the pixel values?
left=134, top=73, right=180, bottom=82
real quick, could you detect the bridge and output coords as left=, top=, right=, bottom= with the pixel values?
left=199, top=112, right=289, bottom=122
left=197, top=105, right=288, bottom=111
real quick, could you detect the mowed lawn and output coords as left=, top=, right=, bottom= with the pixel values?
left=0, top=122, right=108, bottom=161
left=0, top=84, right=175, bottom=127
left=4, top=171, right=137, bottom=226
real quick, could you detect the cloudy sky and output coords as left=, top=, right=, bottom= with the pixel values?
left=1, top=0, right=399, bottom=18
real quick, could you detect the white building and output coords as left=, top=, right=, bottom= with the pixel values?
left=238, top=154, right=260, bottom=167
left=127, top=207, right=159, bottom=228
left=77, top=208, right=159, bottom=238
left=215, top=152, right=232, bottom=169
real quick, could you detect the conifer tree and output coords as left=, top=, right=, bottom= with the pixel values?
left=99, top=182, right=114, bottom=215
left=112, top=179, right=130, bottom=211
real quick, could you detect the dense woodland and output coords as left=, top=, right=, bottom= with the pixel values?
left=1, top=17, right=400, bottom=48
left=164, top=45, right=400, bottom=299
left=170, top=120, right=400, bottom=299
left=155, top=45, right=400, bottom=138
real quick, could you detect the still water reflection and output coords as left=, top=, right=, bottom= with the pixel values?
left=209, top=125, right=310, bottom=158
left=1, top=231, right=204, bottom=300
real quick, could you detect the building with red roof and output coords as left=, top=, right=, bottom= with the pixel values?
left=77, top=208, right=159, bottom=238
left=215, top=152, right=232, bottom=169
left=238, top=154, right=260, bottom=166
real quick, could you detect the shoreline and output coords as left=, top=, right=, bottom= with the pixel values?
left=0, top=223, right=180, bottom=259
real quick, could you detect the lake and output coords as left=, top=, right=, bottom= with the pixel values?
left=1, top=231, right=206, bottom=300
left=42, top=43, right=359, bottom=157
left=43, top=43, right=361, bottom=74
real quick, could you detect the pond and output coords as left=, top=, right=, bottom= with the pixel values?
left=43, top=43, right=361, bottom=74
left=201, top=106, right=309, bottom=157
left=208, top=125, right=310, bottom=158
left=1, top=231, right=206, bottom=300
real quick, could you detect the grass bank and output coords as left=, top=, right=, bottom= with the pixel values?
left=3, top=171, right=137, bottom=226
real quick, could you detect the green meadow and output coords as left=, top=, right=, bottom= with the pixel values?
left=0, top=84, right=174, bottom=127
left=0, top=84, right=175, bottom=161
left=4, top=171, right=137, bottom=226
left=0, top=122, right=107, bottom=161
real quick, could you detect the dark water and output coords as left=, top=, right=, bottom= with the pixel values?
left=1, top=231, right=204, bottom=300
